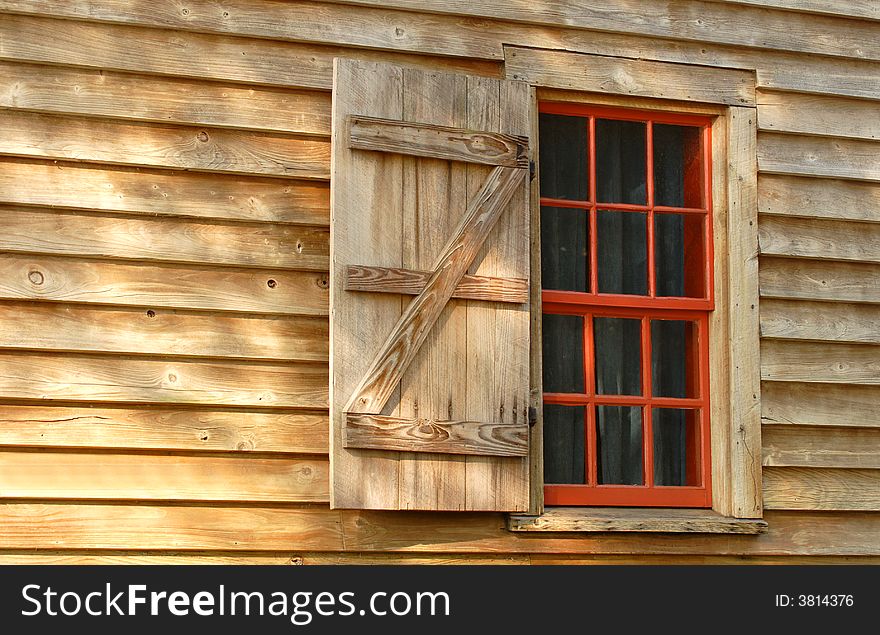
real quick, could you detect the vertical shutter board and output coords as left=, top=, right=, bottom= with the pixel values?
left=330, top=59, right=403, bottom=510
left=331, top=60, right=530, bottom=512
left=464, top=77, right=531, bottom=511
left=398, top=67, right=469, bottom=510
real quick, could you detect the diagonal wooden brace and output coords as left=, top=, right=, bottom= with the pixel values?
left=344, top=165, right=525, bottom=417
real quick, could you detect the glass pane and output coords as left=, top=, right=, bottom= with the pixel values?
left=543, top=405, right=586, bottom=484
left=653, top=124, right=704, bottom=208
left=542, top=314, right=584, bottom=393
left=596, top=405, right=643, bottom=485
left=540, top=206, right=588, bottom=292
left=596, top=119, right=647, bottom=205
left=655, top=213, right=706, bottom=298
left=594, top=316, right=642, bottom=395
left=539, top=113, right=589, bottom=201
left=653, top=408, right=701, bottom=486
left=651, top=320, right=699, bottom=399
left=597, top=210, right=647, bottom=295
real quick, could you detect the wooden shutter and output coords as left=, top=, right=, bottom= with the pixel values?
left=330, top=59, right=531, bottom=511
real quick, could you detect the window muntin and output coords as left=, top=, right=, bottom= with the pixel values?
left=539, top=103, right=714, bottom=507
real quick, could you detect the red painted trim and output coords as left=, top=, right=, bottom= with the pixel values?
left=539, top=101, right=714, bottom=508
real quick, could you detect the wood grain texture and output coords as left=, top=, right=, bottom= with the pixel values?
left=303, top=0, right=880, bottom=61
left=758, top=132, right=880, bottom=182
left=0, top=505, right=876, bottom=554
left=0, top=552, right=304, bottom=565
left=508, top=507, right=767, bottom=534
left=760, top=299, right=880, bottom=344
left=0, top=206, right=329, bottom=271
left=343, top=166, right=524, bottom=415
left=709, top=0, right=879, bottom=21
left=759, top=257, right=880, bottom=303
left=0, top=301, right=328, bottom=362
left=763, top=425, right=880, bottom=469
left=0, top=158, right=330, bottom=225
left=505, top=47, right=755, bottom=106
left=762, top=381, right=880, bottom=428
left=759, top=215, right=880, bottom=263
left=349, top=115, right=528, bottom=167
left=759, top=174, right=880, bottom=223
left=762, top=340, right=880, bottom=385
left=0, top=352, right=327, bottom=408
left=0, top=14, right=500, bottom=91
left=0, top=405, right=328, bottom=454
left=726, top=107, right=763, bottom=518
left=0, top=253, right=329, bottom=315
left=344, top=414, right=528, bottom=457
left=0, top=451, right=329, bottom=503
left=757, top=90, right=880, bottom=140
left=0, top=60, right=332, bottom=136
left=345, top=265, right=528, bottom=303
left=763, top=467, right=880, bottom=510
left=0, top=110, right=331, bottom=179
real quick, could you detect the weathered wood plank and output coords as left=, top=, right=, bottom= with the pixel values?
left=759, top=257, right=880, bottom=304
left=763, top=467, right=880, bottom=510
left=0, top=405, right=328, bottom=454
left=759, top=174, right=880, bottom=224
left=0, top=253, right=329, bottom=316
left=759, top=215, right=880, bottom=263
left=0, top=352, right=328, bottom=408
left=0, top=207, right=329, bottom=271
left=508, top=507, right=766, bottom=534
left=0, top=60, right=332, bottom=136
left=762, top=381, right=880, bottom=428
left=0, top=552, right=303, bottom=565
left=763, top=425, right=880, bottom=469
left=0, top=505, right=877, bottom=554
left=344, top=166, right=524, bottom=415
left=710, top=0, right=879, bottom=21
left=349, top=115, right=528, bottom=167
left=172, top=0, right=880, bottom=61
left=762, top=340, right=880, bottom=385
left=726, top=107, right=763, bottom=519
left=757, top=90, right=880, bottom=140
left=505, top=47, right=755, bottom=106
left=345, top=265, right=528, bottom=303
left=760, top=299, right=880, bottom=344
left=0, top=504, right=345, bottom=551
left=0, top=110, right=331, bottom=179
left=0, top=158, right=330, bottom=225
left=344, top=414, right=528, bottom=457
left=758, top=132, right=880, bottom=182
left=0, top=301, right=328, bottom=362
left=0, top=451, right=329, bottom=503
left=0, top=14, right=500, bottom=91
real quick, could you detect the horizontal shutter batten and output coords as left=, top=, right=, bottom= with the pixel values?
left=348, top=115, right=529, bottom=167
left=345, top=414, right=529, bottom=457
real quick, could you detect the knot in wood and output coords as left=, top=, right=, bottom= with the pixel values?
left=465, top=134, right=507, bottom=158
left=197, top=131, right=209, bottom=142
left=27, top=270, right=44, bottom=286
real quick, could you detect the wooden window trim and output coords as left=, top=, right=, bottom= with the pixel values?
left=514, top=50, right=762, bottom=532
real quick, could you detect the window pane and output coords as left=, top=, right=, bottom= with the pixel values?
left=539, top=113, right=588, bottom=201
left=655, top=213, right=706, bottom=298
left=542, top=314, right=584, bottom=393
left=543, top=405, right=586, bottom=484
left=540, top=206, right=588, bottom=292
left=596, top=405, right=643, bottom=485
left=594, top=316, right=642, bottom=396
left=596, top=119, right=647, bottom=205
left=597, top=210, right=647, bottom=295
left=651, top=319, right=698, bottom=399
left=653, top=408, right=701, bottom=486
left=653, top=124, right=704, bottom=208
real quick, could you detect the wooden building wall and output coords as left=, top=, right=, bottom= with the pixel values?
left=0, top=0, right=877, bottom=563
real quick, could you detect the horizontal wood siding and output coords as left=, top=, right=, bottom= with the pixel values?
left=0, top=0, right=877, bottom=560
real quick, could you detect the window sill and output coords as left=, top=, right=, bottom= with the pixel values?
left=508, top=507, right=767, bottom=534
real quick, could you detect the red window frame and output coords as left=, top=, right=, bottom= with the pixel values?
left=540, top=102, right=714, bottom=508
